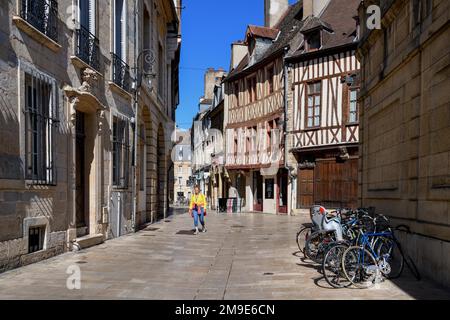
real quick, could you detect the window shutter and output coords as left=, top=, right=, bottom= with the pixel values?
left=88, top=0, right=96, bottom=35
left=121, top=1, right=126, bottom=61
left=114, top=0, right=126, bottom=59
left=79, top=0, right=89, bottom=29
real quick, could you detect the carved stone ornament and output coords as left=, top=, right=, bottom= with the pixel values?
left=69, top=97, right=80, bottom=128
left=79, top=68, right=98, bottom=92
left=298, top=161, right=316, bottom=169
left=97, top=110, right=106, bottom=134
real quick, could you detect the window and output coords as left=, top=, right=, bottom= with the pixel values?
left=112, top=0, right=130, bottom=92
left=234, top=132, right=238, bottom=156
left=234, top=82, right=240, bottom=107
left=114, top=0, right=126, bottom=59
left=25, top=72, right=57, bottom=185
left=247, top=76, right=257, bottom=103
left=267, top=66, right=275, bottom=95
left=79, top=0, right=96, bottom=35
left=348, top=89, right=359, bottom=123
left=267, top=121, right=274, bottom=154
left=28, top=226, right=45, bottom=253
left=21, top=0, right=59, bottom=42
left=76, top=0, right=99, bottom=69
left=158, top=43, right=164, bottom=98
left=251, top=126, right=257, bottom=158
left=112, top=117, right=130, bottom=188
left=306, top=81, right=321, bottom=128
left=246, top=132, right=251, bottom=157
left=306, top=30, right=321, bottom=51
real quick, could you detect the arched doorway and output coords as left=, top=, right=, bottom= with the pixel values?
left=156, top=124, right=167, bottom=220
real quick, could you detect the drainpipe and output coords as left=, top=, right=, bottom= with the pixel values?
left=131, top=0, right=139, bottom=232
left=282, top=46, right=294, bottom=216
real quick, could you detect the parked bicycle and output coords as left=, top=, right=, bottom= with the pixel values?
left=297, top=205, right=421, bottom=289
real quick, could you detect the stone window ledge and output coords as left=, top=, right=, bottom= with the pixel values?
left=108, top=81, right=133, bottom=101
left=12, top=16, right=61, bottom=53
left=70, top=56, right=103, bottom=78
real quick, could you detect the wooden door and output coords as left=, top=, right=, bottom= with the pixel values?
left=297, top=168, right=314, bottom=208
left=314, top=159, right=358, bottom=208
left=75, top=112, right=88, bottom=234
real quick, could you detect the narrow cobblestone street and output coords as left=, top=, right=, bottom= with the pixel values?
left=0, top=212, right=449, bottom=300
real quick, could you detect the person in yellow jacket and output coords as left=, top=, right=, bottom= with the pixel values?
left=189, top=185, right=207, bottom=235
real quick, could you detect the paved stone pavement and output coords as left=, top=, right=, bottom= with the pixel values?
left=0, top=212, right=449, bottom=300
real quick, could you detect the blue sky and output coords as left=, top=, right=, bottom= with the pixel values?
left=176, top=0, right=296, bottom=129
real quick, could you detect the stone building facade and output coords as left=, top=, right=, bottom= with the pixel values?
left=134, top=0, right=181, bottom=226
left=173, top=130, right=192, bottom=204
left=0, top=0, right=180, bottom=272
left=357, top=0, right=449, bottom=286
left=223, top=0, right=304, bottom=214
left=191, top=68, right=226, bottom=200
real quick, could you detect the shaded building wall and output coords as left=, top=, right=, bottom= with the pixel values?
left=358, top=0, right=450, bottom=287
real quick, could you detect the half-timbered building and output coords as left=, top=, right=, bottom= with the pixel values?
left=223, top=0, right=304, bottom=214
left=286, top=0, right=361, bottom=209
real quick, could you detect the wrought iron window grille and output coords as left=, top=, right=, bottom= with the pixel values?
left=111, top=52, right=131, bottom=92
left=20, top=0, right=58, bottom=42
left=24, top=72, right=58, bottom=186
left=75, top=25, right=100, bottom=71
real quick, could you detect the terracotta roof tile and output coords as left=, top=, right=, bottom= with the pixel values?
left=246, top=25, right=280, bottom=42
left=226, top=1, right=304, bottom=80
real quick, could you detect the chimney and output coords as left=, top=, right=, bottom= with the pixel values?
left=264, top=0, right=289, bottom=28
left=230, top=41, right=248, bottom=70
left=303, top=0, right=331, bottom=18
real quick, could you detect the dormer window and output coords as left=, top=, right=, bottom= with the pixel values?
left=306, top=30, right=321, bottom=51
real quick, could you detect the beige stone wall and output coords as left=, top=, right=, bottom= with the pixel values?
left=358, top=0, right=450, bottom=287
left=0, top=0, right=179, bottom=271
left=0, top=0, right=74, bottom=270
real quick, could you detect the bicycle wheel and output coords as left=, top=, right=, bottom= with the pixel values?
left=305, top=231, right=333, bottom=264
left=342, top=246, right=379, bottom=288
left=322, top=243, right=351, bottom=288
left=374, top=237, right=404, bottom=279
left=296, top=226, right=311, bottom=253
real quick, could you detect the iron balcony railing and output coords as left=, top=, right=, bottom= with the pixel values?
left=21, top=0, right=58, bottom=42
left=75, top=25, right=100, bottom=71
left=111, top=52, right=131, bottom=92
